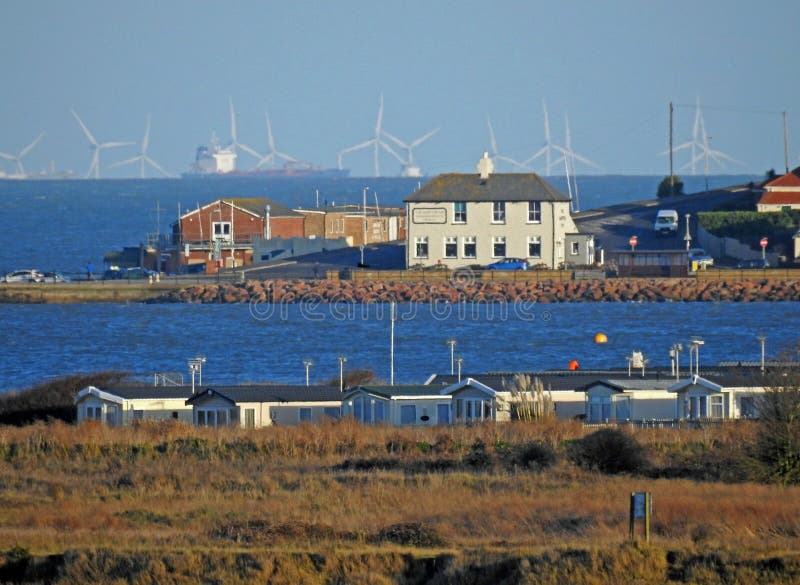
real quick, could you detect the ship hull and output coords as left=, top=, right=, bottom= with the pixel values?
left=181, top=168, right=350, bottom=180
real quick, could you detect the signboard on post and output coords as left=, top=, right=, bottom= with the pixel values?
left=629, top=492, right=652, bottom=542
left=629, top=236, right=638, bottom=251
left=760, top=237, right=768, bottom=248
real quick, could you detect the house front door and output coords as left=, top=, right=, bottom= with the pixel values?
left=437, top=403, right=450, bottom=425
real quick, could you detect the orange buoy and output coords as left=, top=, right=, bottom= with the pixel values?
left=594, top=332, right=608, bottom=344
left=568, top=359, right=580, bottom=371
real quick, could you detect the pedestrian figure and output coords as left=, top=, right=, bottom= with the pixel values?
left=313, top=262, right=321, bottom=279
left=86, top=261, right=94, bottom=281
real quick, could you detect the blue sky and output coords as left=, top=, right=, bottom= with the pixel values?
left=1, top=0, right=797, bottom=178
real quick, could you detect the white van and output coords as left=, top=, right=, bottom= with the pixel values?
left=654, top=209, right=678, bottom=236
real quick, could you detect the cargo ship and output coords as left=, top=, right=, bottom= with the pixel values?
left=181, top=144, right=349, bottom=179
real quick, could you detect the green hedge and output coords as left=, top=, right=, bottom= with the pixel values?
left=698, top=210, right=800, bottom=242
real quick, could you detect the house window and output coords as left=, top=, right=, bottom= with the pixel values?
left=245, top=408, right=255, bottom=429
left=86, top=405, right=102, bottom=420
left=492, top=202, right=506, bottom=223
left=709, top=395, right=724, bottom=418
left=323, top=407, right=340, bottom=419
left=454, top=201, right=467, bottom=223
left=132, top=410, right=144, bottom=421
left=374, top=401, right=384, bottom=422
left=528, top=201, right=541, bottom=223
left=528, top=236, right=542, bottom=258
left=571, top=241, right=580, bottom=256
left=740, top=396, right=756, bottom=419
left=414, top=237, right=429, bottom=258
left=353, top=397, right=363, bottom=421
left=400, top=404, right=416, bottom=425
left=444, top=236, right=458, bottom=258
left=299, top=407, right=312, bottom=422
left=212, top=221, right=232, bottom=241
left=197, top=410, right=206, bottom=426
left=462, top=236, right=476, bottom=258
left=492, top=236, right=506, bottom=258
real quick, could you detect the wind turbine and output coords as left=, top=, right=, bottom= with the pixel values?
left=522, top=100, right=562, bottom=175
left=227, top=98, right=263, bottom=164
left=338, top=94, right=402, bottom=177
left=486, top=117, right=526, bottom=171
left=71, top=109, right=134, bottom=178
left=108, top=115, right=171, bottom=178
left=551, top=113, right=600, bottom=173
left=381, top=126, right=440, bottom=177
left=255, top=108, right=298, bottom=169
left=688, top=110, right=743, bottom=173
left=0, top=132, right=44, bottom=177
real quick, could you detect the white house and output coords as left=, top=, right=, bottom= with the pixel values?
left=342, top=384, right=452, bottom=426
left=668, top=375, right=764, bottom=420
left=404, top=154, right=594, bottom=269
left=579, top=379, right=676, bottom=423
left=185, top=386, right=343, bottom=428
left=756, top=167, right=800, bottom=212
left=75, top=385, right=195, bottom=426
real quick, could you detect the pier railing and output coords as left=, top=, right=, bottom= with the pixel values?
left=694, top=268, right=800, bottom=280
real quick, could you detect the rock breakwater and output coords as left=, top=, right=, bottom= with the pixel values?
left=151, top=278, right=800, bottom=304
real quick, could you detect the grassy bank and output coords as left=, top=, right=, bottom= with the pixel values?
left=0, top=282, right=184, bottom=303
left=1, top=420, right=799, bottom=583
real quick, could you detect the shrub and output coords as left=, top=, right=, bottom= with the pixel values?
left=568, top=429, right=648, bottom=474
left=504, top=441, right=557, bottom=471
left=370, top=523, right=447, bottom=548
left=755, top=372, right=800, bottom=485
left=657, top=175, right=684, bottom=199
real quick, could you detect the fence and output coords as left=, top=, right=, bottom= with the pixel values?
left=348, top=269, right=573, bottom=283
left=695, top=268, right=800, bottom=281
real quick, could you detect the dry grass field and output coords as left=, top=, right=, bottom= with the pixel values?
left=0, top=419, right=799, bottom=583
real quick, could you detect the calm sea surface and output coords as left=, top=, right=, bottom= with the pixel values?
left=1, top=173, right=793, bottom=393
left=1, top=302, right=797, bottom=392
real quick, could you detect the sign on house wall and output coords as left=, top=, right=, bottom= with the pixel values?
left=412, top=207, right=447, bottom=224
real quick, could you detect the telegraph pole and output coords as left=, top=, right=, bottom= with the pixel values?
left=669, top=102, right=674, bottom=196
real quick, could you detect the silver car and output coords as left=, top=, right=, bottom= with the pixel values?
left=3, top=269, right=45, bottom=283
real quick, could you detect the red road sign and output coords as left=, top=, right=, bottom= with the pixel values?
left=760, top=237, right=768, bottom=248
left=629, top=236, right=638, bottom=248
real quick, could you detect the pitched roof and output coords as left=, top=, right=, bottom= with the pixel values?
left=186, top=385, right=343, bottom=404
left=346, top=384, right=448, bottom=399
left=89, top=385, right=196, bottom=400
left=404, top=173, right=570, bottom=203
left=758, top=191, right=800, bottom=206
left=764, top=167, right=800, bottom=189
left=222, top=197, right=303, bottom=218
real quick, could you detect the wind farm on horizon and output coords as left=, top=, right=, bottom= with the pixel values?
left=0, top=95, right=793, bottom=180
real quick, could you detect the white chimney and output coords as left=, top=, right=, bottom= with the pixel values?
left=477, top=151, right=494, bottom=180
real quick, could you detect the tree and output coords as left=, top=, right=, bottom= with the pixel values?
left=755, top=368, right=800, bottom=485
left=657, top=175, right=684, bottom=199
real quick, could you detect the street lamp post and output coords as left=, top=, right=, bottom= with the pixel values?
left=757, top=334, right=767, bottom=374
left=303, top=359, right=313, bottom=387
left=455, top=357, right=464, bottom=382
left=337, top=356, right=347, bottom=392
left=188, top=356, right=206, bottom=394
left=446, top=338, right=457, bottom=375
left=689, top=337, right=704, bottom=376
left=670, top=343, right=683, bottom=380
left=684, top=213, right=692, bottom=252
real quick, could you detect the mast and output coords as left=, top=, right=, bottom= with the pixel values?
left=783, top=111, right=790, bottom=174
left=669, top=102, right=674, bottom=196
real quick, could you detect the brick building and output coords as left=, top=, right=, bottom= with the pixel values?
left=171, top=198, right=304, bottom=273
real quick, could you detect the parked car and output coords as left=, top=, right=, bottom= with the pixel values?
left=3, top=269, right=44, bottom=283
left=485, top=258, right=529, bottom=271
left=122, top=267, right=157, bottom=280
left=737, top=258, right=770, bottom=269
left=41, top=271, right=71, bottom=283
left=688, top=248, right=714, bottom=269
left=654, top=209, right=679, bottom=236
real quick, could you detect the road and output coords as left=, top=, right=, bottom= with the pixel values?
left=573, top=185, right=758, bottom=254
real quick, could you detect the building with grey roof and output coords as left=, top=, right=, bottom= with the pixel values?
left=404, top=155, right=594, bottom=269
